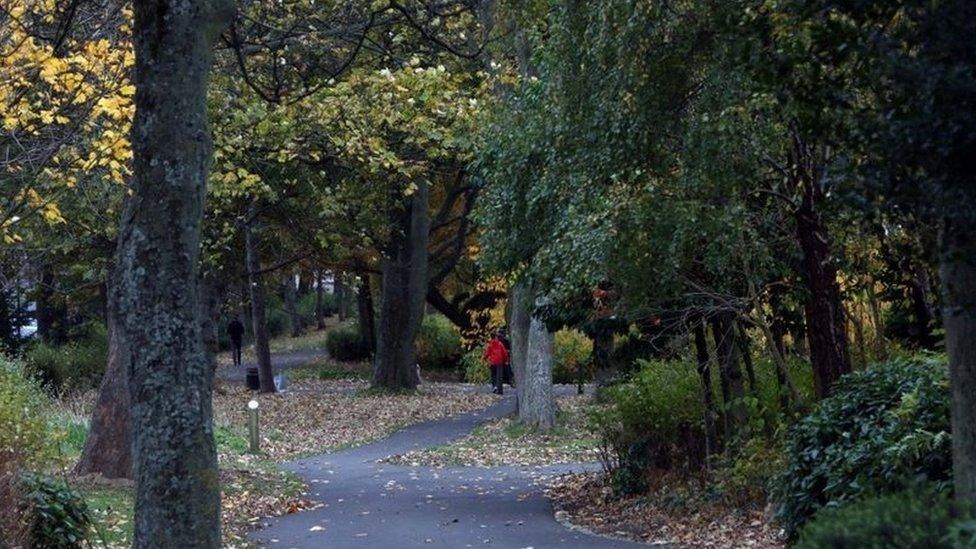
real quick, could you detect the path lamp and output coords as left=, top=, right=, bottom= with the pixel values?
left=247, top=399, right=260, bottom=454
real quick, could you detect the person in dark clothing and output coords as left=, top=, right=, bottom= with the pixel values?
left=228, top=318, right=245, bottom=366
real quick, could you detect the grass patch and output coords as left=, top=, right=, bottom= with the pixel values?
left=82, top=483, right=134, bottom=548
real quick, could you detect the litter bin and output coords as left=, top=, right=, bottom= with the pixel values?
left=245, top=367, right=260, bottom=391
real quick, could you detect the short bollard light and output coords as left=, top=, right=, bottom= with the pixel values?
left=247, top=399, right=260, bottom=454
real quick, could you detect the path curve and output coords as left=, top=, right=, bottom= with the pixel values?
left=250, top=391, right=644, bottom=548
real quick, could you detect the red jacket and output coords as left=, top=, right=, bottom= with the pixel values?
left=483, top=338, right=509, bottom=367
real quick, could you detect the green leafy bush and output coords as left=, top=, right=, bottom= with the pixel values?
left=589, top=359, right=706, bottom=495
left=21, top=473, right=94, bottom=548
left=796, top=486, right=960, bottom=549
left=415, top=315, right=461, bottom=370
left=0, top=357, right=57, bottom=468
left=461, top=349, right=489, bottom=384
left=325, top=326, right=370, bottom=361
left=24, top=327, right=108, bottom=390
left=298, top=291, right=337, bottom=324
left=552, top=329, right=593, bottom=384
left=771, top=355, right=952, bottom=537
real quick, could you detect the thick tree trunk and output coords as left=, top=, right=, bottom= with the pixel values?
left=315, top=270, right=325, bottom=330
left=75, top=309, right=131, bottom=479
left=710, top=314, right=747, bottom=432
left=116, top=0, right=233, bottom=542
left=245, top=203, right=275, bottom=393
left=508, top=282, right=532, bottom=415
left=520, top=310, right=555, bottom=429
left=942, top=216, right=976, bottom=508
left=356, top=274, right=376, bottom=354
left=282, top=271, right=302, bottom=337
left=693, top=321, right=719, bottom=456
left=795, top=182, right=850, bottom=398
left=591, top=327, right=614, bottom=386
left=373, top=181, right=429, bottom=390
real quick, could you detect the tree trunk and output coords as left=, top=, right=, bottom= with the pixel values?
left=591, top=326, right=614, bottom=386
left=315, top=270, right=325, bottom=330
left=735, top=321, right=757, bottom=393
left=795, top=181, right=851, bottom=397
left=356, top=274, right=376, bottom=354
left=693, top=321, right=719, bottom=457
left=909, top=265, right=938, bottom=349
left=335, top=274, right=346, bottom=322
left=75, top=308, right=131, bottom=479
left=710, top=314, right=747, bottom=433
left=520, top=310, right=555, bottom=429
left=372, top=181, right=429, bottom=390
left=282, top=271, right=302, bottom=337
left=116, top=0, right=233, bottom=542
left=508, top=282, right=532, bottom=415
left=942, top=216, right=976, bottom=508
left=245, top=202, right=275, bottom=393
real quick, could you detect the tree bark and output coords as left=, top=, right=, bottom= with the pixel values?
left=245, top=202, right=275, bottom=393
left=521, top=309, right=555, bottom=429
left=356, top=274, right=376, bottom=354
left=693, top=321, right=719, bottom=457
left=710, top=314, right=747, bottom=432
left=372, top=181, right=429, bottom=390
left=335, top=274, right=346, bottom=322
left=315, top=269, right=325, bottom=330
left=508, top=282, right=532, bottom=415
left=75, top=308, right=131, bottom=479
left=942, top=216, right=976, bottom=508
left=795, top=180, right=851, bottom=397
left=116, top=0, right=233, bottom=542
left=282, top=270, right=302, bottom=337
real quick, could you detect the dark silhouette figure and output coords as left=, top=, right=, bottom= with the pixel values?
left=228, top=319, right=245, bottom=366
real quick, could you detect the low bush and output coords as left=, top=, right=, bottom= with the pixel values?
left=298, top=291, right=337, bottom=324
left=552, top=329, right=593, bottom=384
left=0, top=357, right=57, bottom=468
left=795, top=486, right=961, bottom=549
left=770, top=354, right=952, bottom=537
left=461, top=349, right=489, bottom=384
left=589, top=358, right=706, bottom=495
left=415, top=315, right=462, bottom=370
left=24, top=327, right=108, bottom=391
left=21, top=473, right=94, bottom=548
left=325, top=326, right=370, bottom=362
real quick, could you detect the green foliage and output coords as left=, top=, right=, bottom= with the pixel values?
left=552, top=329, right=593, bottom=384
left=461, top=349, right=489, bottom=384
left=415, top=315, right=461, bottom=370
left=0, top=356, right=57, bottom=468
left=297, top=291, right=336, bottom=323
left=771, top=355, right=952, bottom=537
left=715, top=435, right=786, bottom=505
left=589, top=359, right=705, bottom=495
left=325, top=326, right=369, bottom=362
left=24, top=326, right=108, bottom=390
left=21, top=473, right=94, bottom=548
left=795, top=486, right=960, bottom=549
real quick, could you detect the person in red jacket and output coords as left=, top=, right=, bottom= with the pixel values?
left=483, top=331, right=509, bottom=395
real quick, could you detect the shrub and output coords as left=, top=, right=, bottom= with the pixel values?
left=21, top=473, right=94, bottom=548
left=552, top=329, right=593, bottom=384
left=0, top=357, right=57, bottom=468
left=325, top=326, right=370, bottom=361
left=589, top=359, right=706, bottom=495
left=298, top=291, right=337, bottom=324
left=771, top=355, right=952, bottom=537
left=796, top=486, right=960, bottom=549
left=461, top=349, right=489, bottom=384
left=415, top=315, right=461, bottom=370
left=24, top=328, right=108, bottom=391
left=715, top=435, right=786, bottom=505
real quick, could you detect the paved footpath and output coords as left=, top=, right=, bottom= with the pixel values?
left=250, top=392, right=645, bottom=548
